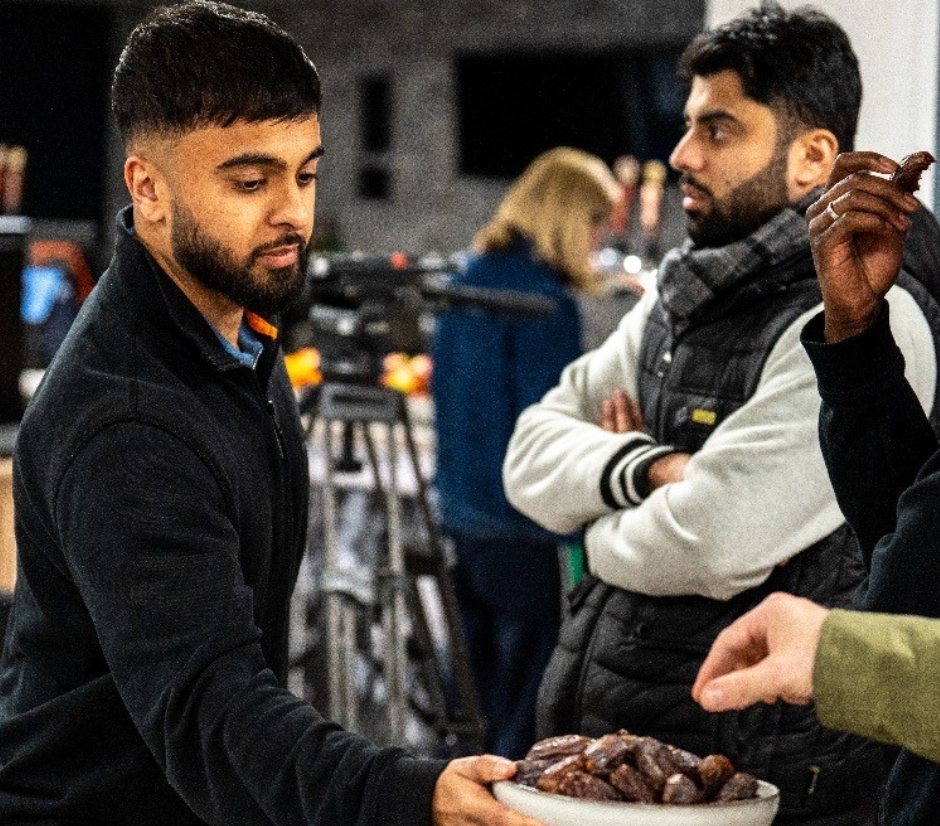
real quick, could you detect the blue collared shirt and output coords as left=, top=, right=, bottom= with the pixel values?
left=209, top=317, right=265, bottom=369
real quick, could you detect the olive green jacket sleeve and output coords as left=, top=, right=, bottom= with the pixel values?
left=815, top=609, right=940, bottom=764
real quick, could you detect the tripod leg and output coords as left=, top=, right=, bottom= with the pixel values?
left=404, top=576, right=461, bottom=743
left=312, top=384, right=485, bottom=754
left=398, top=402, right=486, bottom=752
left=323, top=419, right=360, bottom=732
left=362, top=422, right=409, bottom=746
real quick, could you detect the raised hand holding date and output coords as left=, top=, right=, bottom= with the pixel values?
left=806, top=151, right=931, bottom=343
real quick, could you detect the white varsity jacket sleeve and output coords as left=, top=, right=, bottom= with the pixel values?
left=502, top=284, right=936, bottom=601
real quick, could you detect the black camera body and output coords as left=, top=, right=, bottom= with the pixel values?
left=286, top=251, right=555, bottom=385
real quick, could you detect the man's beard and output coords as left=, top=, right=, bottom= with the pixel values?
left=170, top=201, right=307, bottom=316
left=683, top=147, right=791, bottom=248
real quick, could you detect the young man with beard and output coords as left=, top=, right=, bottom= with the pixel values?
left=503, top=3, right=938, bottom=824
left=0, top=4, right=542, bottom=826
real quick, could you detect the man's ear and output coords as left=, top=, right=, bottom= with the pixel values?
left=788, top=129, right=839, bottom=198
left=124, top=155, right=169, bottom=225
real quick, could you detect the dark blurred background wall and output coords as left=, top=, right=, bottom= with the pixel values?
left=1, top=0, right=704, bottom=268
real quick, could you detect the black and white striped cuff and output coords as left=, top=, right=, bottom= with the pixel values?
left=600, top=436, right=677, bottom=508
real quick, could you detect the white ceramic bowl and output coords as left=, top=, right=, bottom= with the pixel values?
left=492, top=779, right=780, bottom=826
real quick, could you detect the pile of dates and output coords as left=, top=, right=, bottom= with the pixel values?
left=513, top=731, right=759, bottom=805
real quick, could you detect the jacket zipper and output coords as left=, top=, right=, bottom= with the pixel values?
left=651, top=324, right=676, bottom=438
left=265, top=398, right=286, bottom=459
left=255, top=378, right=296, bottom=578
left=249, top=367, right=285, bottom=460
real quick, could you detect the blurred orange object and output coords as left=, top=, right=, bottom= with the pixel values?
left=409, top=353, right=432, bottom=389
left=381, top=352, right=432, bottom=396
left=384, top=364, right=421, bottom=396
left=383, top=352, right=409, bottom=373
left=29, top=239, right=96, bottom=302
left=284, top=347, right=322, bottom=388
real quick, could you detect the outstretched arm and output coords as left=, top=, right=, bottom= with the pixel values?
left=693, top=593, right=940, bottom=765
left=692, top=592, right=827, bottom=710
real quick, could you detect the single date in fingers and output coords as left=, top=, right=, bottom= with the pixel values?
left=891, top=151, right=935, bottom=194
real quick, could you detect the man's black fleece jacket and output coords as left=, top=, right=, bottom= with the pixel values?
left=803, top=305, right=940, bottom=826
left=0, top=209, right=446, bottom=824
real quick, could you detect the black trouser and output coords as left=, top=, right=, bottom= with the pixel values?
left=447, top=529, right=562, bottom=759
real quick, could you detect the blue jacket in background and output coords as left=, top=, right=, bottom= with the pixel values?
left=432, top=239, right=581, bottom=541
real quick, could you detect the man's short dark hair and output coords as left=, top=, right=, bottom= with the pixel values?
left=112, top=0, right=321, bottom=148
left=679, top=1, right=861, bottom=151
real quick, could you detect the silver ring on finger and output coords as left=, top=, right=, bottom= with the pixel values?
left=825, top=201, right=840, bottom=222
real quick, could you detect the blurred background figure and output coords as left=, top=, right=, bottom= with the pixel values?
left=608, top=154, right=641, bottom=249
left=22, top=239, right=94, bottom=369
left=638, top=159, right=667, bottom=261
left=431, top=146, right=620, bottom=758
left=0, top=146, right=27, bottom=216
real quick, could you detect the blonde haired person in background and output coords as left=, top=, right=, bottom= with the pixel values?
left=432, top=146, right=620, bottom=758
left=473, top=147, right=620, bottom=291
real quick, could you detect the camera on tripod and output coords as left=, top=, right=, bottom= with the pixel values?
left=284, top=251, right=556, bottom=386
left=287, top=250, right=558, bottom=753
